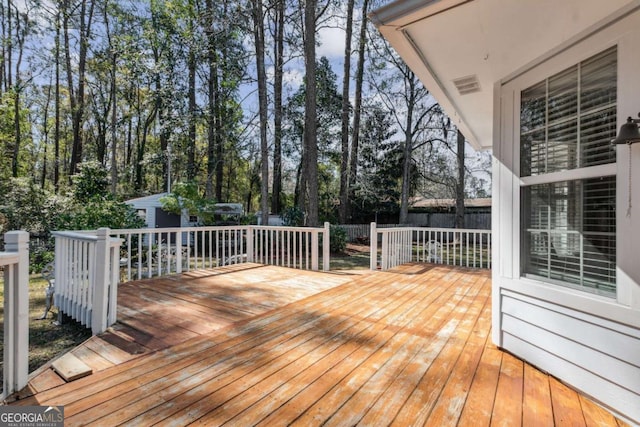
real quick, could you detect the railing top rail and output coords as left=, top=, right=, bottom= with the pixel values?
left=0, top=252, right=19, bottom=266
left=251, top=225, right=327, bottom=232
left=51, top=230, right=99, bottom=242
left=109, top=225, right=250, bottom=234
left=375, top=226, right=491, bottom=234
left=108, top=225, right=327, bottom=235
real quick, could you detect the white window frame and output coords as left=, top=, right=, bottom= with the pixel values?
left=497, top=16, right=640, bottom=319
left=518, top=47, right=618, bottom=296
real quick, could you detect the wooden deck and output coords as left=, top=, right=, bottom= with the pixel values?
left=23, top=263, right=358, bottom=394
left=11, top=263, right=628, bottom=426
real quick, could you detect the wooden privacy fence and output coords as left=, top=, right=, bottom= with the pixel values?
left=370, top=223, right=492, bottom=270
left=341, top=223, right=408, bottom=243
left=1, top=230, right=29, bottom=398
left=52, top=228, right=122, bottom=335
left=111, top=223, right=331, bottom=282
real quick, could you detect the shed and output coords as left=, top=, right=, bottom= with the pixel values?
left=125, top=193, right=199, bottom=229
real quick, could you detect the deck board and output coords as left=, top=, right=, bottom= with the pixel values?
left=11, top=263, right=628, bottom=426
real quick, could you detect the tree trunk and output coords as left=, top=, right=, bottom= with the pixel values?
left=303, top=0, right=318, bottom=226
left=187, top=14, right=197, bottom=181
left=41, top=81, right=52, bottom=189
left=252, top=0, right=269, bottom=226
left=399, top=80, right=415, bottom=224
left=205, top=0, right=216, bottom=199
left=66, top=0, right=94, bottom=178
left=349, top=0, right=369, bottom=205
left=0, top=1, right=6, bottom=94
left=271, top=0, right=284, bottom=215
left=54, top=9, right=60, bottom=192
left=338, top=0, right=355, bottom=224
left=110, top=51, right=117, bottom=193
left=105, top=2, right=117, bottom=194
left=11, top=6, right=23, bottom=178
left=455, top=129, right=465, bottom=228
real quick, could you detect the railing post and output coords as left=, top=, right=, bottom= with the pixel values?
left=3, top=230, right=29, bottom=398
left=247, top=226, right=254, bottom=263
left=176, top=230, right=183, bottom=274
left=311, top=228, right=319, bottom=271
left=322, top=222, right=330, bottom=271
left=92, top=228, right=110, bottom=334
left=107, top=238, right=121, bottom=326
left=381, top=228, right=389, bottom=270
left=370, top=222, right=377, bottom=270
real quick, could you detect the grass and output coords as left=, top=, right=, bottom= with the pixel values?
left=330, top=243, right=372, bottom=270
left=0, top=273, right=91, bottom=393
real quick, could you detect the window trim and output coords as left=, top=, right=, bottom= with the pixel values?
left=495, top=13, right=640, bottom=325
left=514, top=46, right=618, bottom=298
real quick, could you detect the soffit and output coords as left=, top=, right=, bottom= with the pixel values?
left=372, top=0, right=637, bottom=149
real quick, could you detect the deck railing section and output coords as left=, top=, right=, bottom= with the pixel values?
left=112, top=223, right=331, bottom=282
left=249, top=223, right=330, bottom=271
left=1, top=231, right=29, bottom=398
left=371, top=222, right=492, bottom=270
left=52, top=228, right=121, bottom=334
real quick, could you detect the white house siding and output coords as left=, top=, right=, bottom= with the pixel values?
left=492, top=6, right=640, bottom=424
left=494, top=8, right=640, bottom=424
left=500, top=289, right=640, bottom=421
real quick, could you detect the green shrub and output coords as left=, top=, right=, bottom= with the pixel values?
left=30, top=243, right=54, bottom=274
left=280, top=206, right=304, bottom=226
left=329, top=224, right=347, bottom=254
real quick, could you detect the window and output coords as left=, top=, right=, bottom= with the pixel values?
left=520, top=47, right=617, bottom=296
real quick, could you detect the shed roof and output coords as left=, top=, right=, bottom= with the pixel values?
left=410, top=197, right=491, bottom=209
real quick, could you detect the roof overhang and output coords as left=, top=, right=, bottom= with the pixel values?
left=371, top=0, right=639, bottom=150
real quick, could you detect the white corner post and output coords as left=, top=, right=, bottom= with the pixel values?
left=247, top=226, right=254, bottom=263
left=370, top=222, right=378, bottom=270
left=3, top=230, right=29, bottom=398
left=107, top=236, right=121, bottom=326
left=92, top=228, right=110, bottom=334
left=322, top=222, right=330, bottom=271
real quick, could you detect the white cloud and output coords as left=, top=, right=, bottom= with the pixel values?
left=283, top=68, right=304, bottom=87
left=317, top=26, right=346, bottom=59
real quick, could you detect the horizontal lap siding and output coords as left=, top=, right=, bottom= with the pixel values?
left=500, top=290, right=640, bottom=423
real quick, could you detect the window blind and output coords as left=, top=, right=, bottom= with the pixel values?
left=519, top=47, right=617, bottom=296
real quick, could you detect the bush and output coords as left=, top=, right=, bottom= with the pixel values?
left=329, top=224, right=347, bottom=254
left=280, top=206, right=304, bottom=226
left=30, top=242, right=54, bottom=274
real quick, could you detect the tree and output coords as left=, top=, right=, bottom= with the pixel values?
left=455, top=129, right=465, bottom=228
left=251, top=0, right=269, bottom=226
left=270, top=0, right=285, bottom=215
left=351, top=105, right=399, bottom=221
left=284, top=57, right=342, bottom=221
left=338, top=0, right=355, bottom=223
left=348, top=0, right=370, bottom=222
left=63, top=0, right=95, bottom=177
left=302, top=0, right=319, bottom=225
left=367, top=32, right=441, bottom=223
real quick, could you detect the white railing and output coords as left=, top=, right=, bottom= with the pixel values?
left=1, top=231, right=29, bottom=398
left=370, top=222, right=492, bottom=270
left=250, top=224, right=330, bottom=271
left=111, top=223, right=331, bottom=282
left=53, top=228, right=122, bottom=335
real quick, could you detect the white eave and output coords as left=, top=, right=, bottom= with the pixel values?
left=371, top=0, right=640, bottom=150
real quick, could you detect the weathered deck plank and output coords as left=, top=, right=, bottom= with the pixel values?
left=11, top=264, right=628, bottom=426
